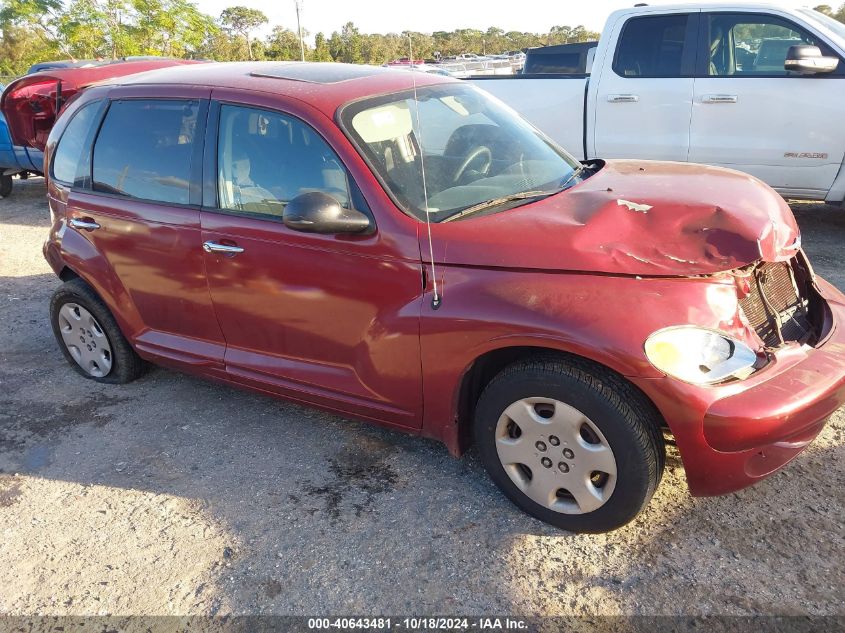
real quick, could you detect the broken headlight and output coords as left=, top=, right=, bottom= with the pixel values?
left=644, top=327, right=759, bottom=385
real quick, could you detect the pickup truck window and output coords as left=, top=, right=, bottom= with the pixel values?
left=704, top=13, right=843, bottom=76
left=341, top=84, right=580, bottom=222
left=613, top=14, right=692, bottom=78
left=799, top=8, right=845, bottom=42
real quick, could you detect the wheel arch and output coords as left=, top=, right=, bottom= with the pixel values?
left=58, top=266, right=80, bottom=282
left=451, top=343, right=667, bottom=455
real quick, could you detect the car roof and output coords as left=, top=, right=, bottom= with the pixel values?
left=111, top=61, right=455, bottom=117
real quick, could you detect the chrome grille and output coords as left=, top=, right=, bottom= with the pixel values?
left=739, top=260, right=812, bottom=347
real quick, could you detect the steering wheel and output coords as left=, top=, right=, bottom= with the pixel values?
left=453, top=146, right=492, bottom=183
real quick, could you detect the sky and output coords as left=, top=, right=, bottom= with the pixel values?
left=195, top=0, right=816, bottom=39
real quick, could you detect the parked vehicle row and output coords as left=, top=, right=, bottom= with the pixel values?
left=469, top=3, right=845, bottom=204
left=28, top=61, right=845, bottom=532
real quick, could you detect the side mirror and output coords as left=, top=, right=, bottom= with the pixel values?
left=785, top=45, right=839, bottom=75
left=283, top=191, right=372, bottom=235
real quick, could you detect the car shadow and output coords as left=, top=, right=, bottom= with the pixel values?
left=2, top=184, right=844, bottom=614
left=1, top=274, right=843, bottom=614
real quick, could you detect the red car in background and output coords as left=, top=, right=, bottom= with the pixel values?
left=17, top=61, right=845, bottom=532
left=1, top=59, right=201, bottom=153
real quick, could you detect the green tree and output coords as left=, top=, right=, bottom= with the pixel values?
left=0, top=0, right=74, bottom=59
left=313, top=31, right=332, bottom=61
left=219, top=5, right=267, bottom=60
left=131, top=0, right=217, bottom=58
left=265, top=25, right=307, bottom=60
left=335, top=21, right=364, bottom=63
left=0, top=23, right=55, bottom=75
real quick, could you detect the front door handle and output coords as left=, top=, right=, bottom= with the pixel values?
left=607, top=94, right=639, bottom=103
left=69, top=217, right=100, bottom=231
left=702, top=94, right=738, bottom=104
left=203, top=241, right=245, bottom=255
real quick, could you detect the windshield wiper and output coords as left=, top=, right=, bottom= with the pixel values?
left=558, top=163, right=587, bottom=191
left=441, top=189, right=558, bottom=223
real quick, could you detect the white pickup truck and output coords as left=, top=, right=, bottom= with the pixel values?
left=469, top=3, right=845, bottom=203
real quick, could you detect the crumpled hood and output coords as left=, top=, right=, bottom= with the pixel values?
left=427, top=160, right=800, bottom=275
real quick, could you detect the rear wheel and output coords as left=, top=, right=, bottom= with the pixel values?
left=0, top=175, right=12, bottom=198
left=50, top=279, right=146, bottom=383
left=473, top=357, right=664, bottom=533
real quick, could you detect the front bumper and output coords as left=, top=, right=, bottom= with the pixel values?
left=632, top=277, right=845, bottom=497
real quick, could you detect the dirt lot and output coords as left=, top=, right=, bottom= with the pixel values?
left=0, top=176, right=843, bottom=617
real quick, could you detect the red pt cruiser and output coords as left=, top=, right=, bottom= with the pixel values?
left=37, top=62, right=845, bottom=532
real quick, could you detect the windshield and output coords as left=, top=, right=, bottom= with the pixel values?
left=798, top=8, right=845, bottom=44
left=341, top=83, right=581, bottom=222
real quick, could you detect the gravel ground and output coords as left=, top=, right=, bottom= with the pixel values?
left=0, top=177, right=843, bottom=617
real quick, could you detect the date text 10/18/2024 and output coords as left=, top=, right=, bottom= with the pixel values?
left=307, top=618, right=529, bottom=630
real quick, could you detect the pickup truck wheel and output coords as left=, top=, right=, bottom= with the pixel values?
left=50, top=279, right=146, bottom=384
left=473, top=358, right=664, bottom=533
left=0, top=175, right=12, bottom=198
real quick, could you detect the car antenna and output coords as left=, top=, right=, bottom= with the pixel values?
left=408, top=33, right=442, bottom=310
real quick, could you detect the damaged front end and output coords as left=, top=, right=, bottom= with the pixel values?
left=643, top=250, right=831, bottom=387
left=733, top=250, right=828, bottom=351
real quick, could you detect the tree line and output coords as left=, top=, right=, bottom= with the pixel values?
left=2, top=1, right=844, bottom=77
left=0, top=0, right=600, bottom=76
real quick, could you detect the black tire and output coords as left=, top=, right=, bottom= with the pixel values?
left=50, top=278, right=146, bottom=384
left=473, top=356, right=665, bottom=533
left=0, top=174, right=12, bottom=198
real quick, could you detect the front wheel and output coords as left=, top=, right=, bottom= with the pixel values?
left=473, top=357, right=665, bottom=533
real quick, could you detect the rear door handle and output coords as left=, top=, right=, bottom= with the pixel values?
left=702, top=94, right=738, bottom=104
left=203, top=241, right=244, bottom=255
left=607, top=94, right=639, bottom=103
left=69, top=217, right=100, bottom=231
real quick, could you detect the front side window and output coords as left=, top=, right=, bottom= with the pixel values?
left=341, top=84, right=581, bottom=223
left=614, top=14, right=690, bottom=77
left=706, top=13, right=842, bottom=76
left=52, top=101, right=100, bottom=185
left=93, top=99, right=199, bottom=204
left=216, top=104, right=351, bottom=218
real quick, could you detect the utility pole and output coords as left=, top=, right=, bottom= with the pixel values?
left=295, top=0, right=305, bottom=61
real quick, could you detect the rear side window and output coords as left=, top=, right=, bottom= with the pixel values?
left=93, top=100, right=199, bottom=204
left=52, top=101, right=100, bottom=185
left=614, top=14, right=690, bottom=77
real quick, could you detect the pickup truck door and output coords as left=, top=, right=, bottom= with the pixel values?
left=591, top=12, right=699, bottom=162
left=688, top=11, right=845, bottom=199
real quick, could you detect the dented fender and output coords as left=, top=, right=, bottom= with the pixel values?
left=419, top=266, right=759, bottom=451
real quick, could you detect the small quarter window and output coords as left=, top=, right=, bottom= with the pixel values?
left=216, top=104, right=352, bottom=218
left=93, top=99, right=199, bottom=204
left=51, top=101, right=100, bottom=185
